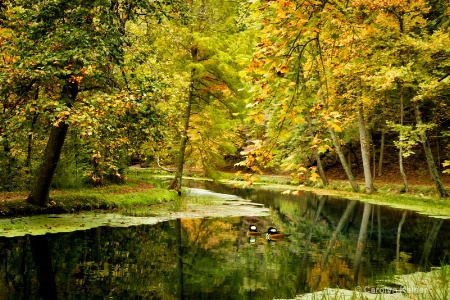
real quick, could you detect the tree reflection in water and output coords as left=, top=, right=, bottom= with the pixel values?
left=0, top=186, right=448, bottom=299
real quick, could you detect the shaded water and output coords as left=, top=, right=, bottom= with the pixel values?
left=1, top=182, right=449, bottom=299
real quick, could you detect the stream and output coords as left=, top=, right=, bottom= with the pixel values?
left=0, top=181, right=449, bottom=299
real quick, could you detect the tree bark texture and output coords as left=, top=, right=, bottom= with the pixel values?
left=27, top=82, right=77, bottom=206
left=357, top=79, right=374, bottom=193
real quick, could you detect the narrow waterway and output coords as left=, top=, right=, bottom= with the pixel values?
left=0, top=181, right=448, bottom=299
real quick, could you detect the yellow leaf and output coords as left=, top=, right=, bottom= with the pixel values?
left=281, top=190, right=291, bottom=195
left=330, top=123, right=343, bottom=132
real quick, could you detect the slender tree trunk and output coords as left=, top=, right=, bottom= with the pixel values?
left=398, top=84, right=409, bottom=193
left=414, top=104, right=448, bottom=198
left=316, top=75, right=358, bottom=192
left=357, top=78, right=374, bottom=193
left=171, top=47, right=198, bottom=194
left=396, top=211, right=407, bottom=260
left=312, top=43, right=358, bottom=192
left=306, top=110, right=328, bottom=185
left=27, top=83, right=77, bottom=206
left=354, top=203, right=372, bottom=282
left=378, top=129, right=385, bottom=177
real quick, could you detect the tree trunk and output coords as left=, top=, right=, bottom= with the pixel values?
left=378, top=129, right=385, bottom=177
left=171, top=47, right=198, bottom=194
left=312, top=42, right=358, bottom=192
left=414, top=104, right=448, bottom=198
left=306, top=110, right=328, bottom=185
left=316, top=76, right=358, bottom=192
left=27, top=83, right=77, bottom=206
left=27, top=122, right=69, bottom=206
left=398, top=84, right=409, bottom=193
left=357, top=78, right=374, bottom=193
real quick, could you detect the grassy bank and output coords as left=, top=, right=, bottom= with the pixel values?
left=212, top=170, right=450, bottom=218
left=127, top=167, right=450, bottom=218
left=2, top=167, right=450, bottom=219
left=0, top=176, right=178, bottom=218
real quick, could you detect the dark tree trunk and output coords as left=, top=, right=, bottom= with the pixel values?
left=26, top=122, right=69, bottom=206
left=27, top=82, right=77, bottom=206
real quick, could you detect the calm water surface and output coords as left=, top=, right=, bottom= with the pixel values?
left=1, top=181, right=449, bottom=299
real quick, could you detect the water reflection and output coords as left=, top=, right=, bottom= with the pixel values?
left=0, top=183, right=449, bottom=299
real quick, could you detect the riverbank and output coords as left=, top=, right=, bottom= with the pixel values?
left=0, top=178, right=178, bottom=218
left=1, top=167, right=450, bottom=220
left=214, top=171, right=450, bottom=219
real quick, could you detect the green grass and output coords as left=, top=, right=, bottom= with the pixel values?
left=228, top=175, right=450, bottom=218
left=0, top=180, right=179, bottom=218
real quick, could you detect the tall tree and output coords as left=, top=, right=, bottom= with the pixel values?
left=1, top=0, right=175, bottom=204
left=163, top=0, right=251, bottom=192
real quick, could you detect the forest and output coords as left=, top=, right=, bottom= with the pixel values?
left=1, top=0, right=450, bottom=207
